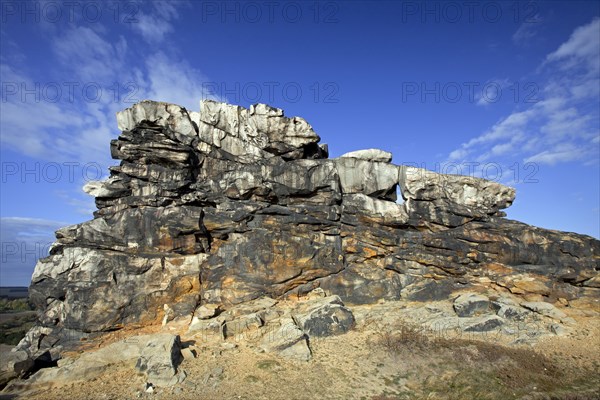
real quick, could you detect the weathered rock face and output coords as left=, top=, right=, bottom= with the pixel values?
left=19, top=99, right=600, bottom=364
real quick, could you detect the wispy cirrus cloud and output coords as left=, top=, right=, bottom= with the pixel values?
left=1, top=2, right=214, bottom=164
left=475, top=78, right=512, bottom=106
left=0, top=1, right=216, bottom=228
left=545, top=17, right=600, bottom=74
left=512, top=14, right=543, bottom=46
left=448, top=17, right=600, bottom=170
left=130, top=0, right=186, bottom=43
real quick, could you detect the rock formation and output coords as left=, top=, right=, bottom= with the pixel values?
left=10, top=99, right=599, bottom=382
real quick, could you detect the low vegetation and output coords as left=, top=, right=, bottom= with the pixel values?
left=0, top=298, right=33, bottom=313
left=0, top=298, right=36, bottom=345
left=0, top=312, right=36, bottom=345
left=369, top=323, right=600, bottom=400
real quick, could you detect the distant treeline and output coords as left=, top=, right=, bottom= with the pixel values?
left=0, top=287, right=29, bottom=299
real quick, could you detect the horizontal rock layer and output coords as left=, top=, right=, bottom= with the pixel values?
left=20, top=99, right=599, bottom=364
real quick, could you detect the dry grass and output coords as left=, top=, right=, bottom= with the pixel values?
left=11, top=308, right=600, bottom=400
left=369, top=322, right=600, bottom=400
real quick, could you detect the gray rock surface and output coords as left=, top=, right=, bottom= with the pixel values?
left=293, top=296, right=355, bottom=337
left=195, top=304, right=219, bottom=320
left=259, top=318, right=311, bottom=361
left=135, top=334, right=183, bottom=387
left=0, top=348, right=34, bottom=387
left=453, top=293, right=491, bottom=317
left=521, top=302, right=568, bottom=321
left=11, top=99, right=599, bottom=378
left=463, top=315, right=504, bottom=332
left=339, top=149, right=392, bottom=162
left=9, top=334, right=182, bottom=390
left=335, top=158, right=399, bottom=200
left=495, top=304, right=530, bottom=321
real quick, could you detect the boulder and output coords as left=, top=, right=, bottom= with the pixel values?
left=11, top=334, right=182, bottom=389
left=293, top=296, right=355, bottom=337
left=463, top=315, right=504, bottom=332
left=339, top=148, right=392, bottom=162
left=195, top=304, right=219, bottom=320
left=399, top=166, right=516, bottom=217
left=259, top=319, right=311, bottom=361
left=335, top=158, right=400, bottom=200
left=453, top=293, right=492, bottom=317
left=135, top=334, right=183, bottom=387
left=0, top=348, right=34, bottom=387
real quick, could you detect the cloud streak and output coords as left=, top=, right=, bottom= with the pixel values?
left=447, top=18, right=600, bottom=171
left=0, top=1, right=217, bottom=242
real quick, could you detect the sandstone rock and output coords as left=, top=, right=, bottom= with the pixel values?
left=342, top=193, right=408, bottom=227
left=135, top=334, right=183, bottom=387
left=15, top=98, right=599, bottom=379
left=223, top=313, right=263, bottom=339
left=399, top=166, right=516, bottom=222
left=582, top=275, right=600, bottom=288
left=13, top=334, right=180, bottom=390
left=259, top=319, right=311, bottom=361
left=453, top=293, right=491, bottom=317
left=521, top=302, right=567, bottom=321
left=293, top=296, right=355, bottom=337
left=512, top=278, right=552, bottom=295
left=204, top=366, right=223, bottom=382
left=180, top=348, right=196, bottom=360
left=188, top=316, right=226, bottom=340
left=29, top=248, right=204, bottom=334
left=117, top=100, right=198, bottom=145
left=198, top=100, right=321, bottom=160
left=549, top=323, right=569, bottom=336
left=0, top=349, right=34, bottom=387
left=306, top=287, right=327, bottom=299
left=335, top=158, right=399, bottom=200
left=495, top=304, right=530, bottom=321
left=463, top=315, right=504, bottom=332
left=339, top=148, right=392, bottom=162
left=195, top=304, right=219, bottom=320
left=220, top=342, right=238, bottom=351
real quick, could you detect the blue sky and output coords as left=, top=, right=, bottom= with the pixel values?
left=1, top=0, right=599, bottom=286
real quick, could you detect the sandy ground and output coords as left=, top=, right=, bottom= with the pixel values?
left=4, top=303, right=598, bottom=400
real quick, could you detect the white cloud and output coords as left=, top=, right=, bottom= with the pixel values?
left=448, top=148, right=467, bottom=161
left=144, top=52, right=216, bottom=110
left=53, top=26, right=129, bottom=83
left=1, top=2, right=215, bottom=227
left=475, top=78, right=511, bottom=106
left=1, top=2, right=216, bottom=163
left=512, top=15, right=543, bottom=45
left=546, top=17, right=600, bottom=74
left=54, top=189, right=97, bottom=216
left=447, top=18, right=600, bottom=171
left=525, top=143, right=583, bottom=165
left=0, top=217, right=67, bottom=286
left=0, top=64, right=88, bottom=160
left=129, top=1, right=185, bottom=43
left=570, top=78, right=600, bottom=99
